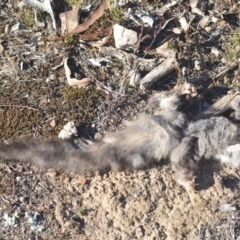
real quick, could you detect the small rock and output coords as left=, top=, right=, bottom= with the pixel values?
left=221, top=58, right=227, bottom=64
left=49, top=73, right=57, bottom=80
left=64, top=176, right=70, bottom=184
left=113, top=24, right=138, bottom=50
left=46, top=169, right=57, bottom=178
left=50, top=119, right=56, bottom=128
left=194, top=60, right=201, bottom=70
left=135, top=226, right=144, bottom=238
left=58, top=122, right=78, bottom=139
left=79, top=177, right=87, bottom=185
left=219, top=203, right=237, bottom=212
left=235, top=111, right=240, bottom=120
left=16, top=176, right=21, bottom=181
left=129, top=70, right=141, bottom=87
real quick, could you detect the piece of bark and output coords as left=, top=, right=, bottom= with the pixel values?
left=59, top=7, right=81, bottom=35
left=194, top=93, right=239, bottom=120
left=140, top=58, right=176, bottom=90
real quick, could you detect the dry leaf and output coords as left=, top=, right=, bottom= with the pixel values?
left=63, top=176, right=70, bottom=183
left=199, top=16, right=209, bottom=29
left=205, top=26, right=211, bottom=33
left=51, top=56, right=64, bottom=70
left=89, top=35, right=110, bottom=47
left=89, top=28, right=112, bottom=47
left=192, top=7, right=204, bottom=16
left=179, top=16, right=189, bottom=32
left=70, top=0, right=109, bottom=34
left=190, top=0, right=199, bottom=8
left=79, top=177, right=87, bottom=185
left=156, top=0, right=179, bottom=15
left=156, top=42, right=176, bottom=58
left=59, top=7, right=81, bottom=35
left=64, top=57, right=92, bottom=87
left=190, top=0, right=205, bottom=16
left=172, top=27, right=181, bottom=34
left=218, top=203, right=237, bottom=212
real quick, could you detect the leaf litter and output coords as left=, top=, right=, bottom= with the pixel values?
left=1, top=0, right=240, bottom=239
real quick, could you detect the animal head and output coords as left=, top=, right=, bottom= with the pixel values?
left=147, top=93, right=181, bottom=114
left=171, top=136, right=200, bottom=190
left=147, top=83, right=198, bottom=114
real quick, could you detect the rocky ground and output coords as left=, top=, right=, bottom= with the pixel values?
left=1, top=0, right=240, bottom=239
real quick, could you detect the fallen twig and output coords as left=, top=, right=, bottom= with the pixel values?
left=85, top=71, right=125, bottom=96
left=140, top=57, right=177, bottom=90
left=194, top=93, right=239, bottom=120
left=70, top=0, right=109, bottom=34
left=185, top=59, right=240, bottom=117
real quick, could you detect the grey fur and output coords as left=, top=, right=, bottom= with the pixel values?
left=0, top=110, right=187, bottom=174
left=171, top=116, right=240, bottom=190
left=147, top=83, right=197, bottom=114
left=231, top=96, right=240, bottom=120
left=8, top=83, right=237, bottom=191
left=0, top=84, right=191, bottom=174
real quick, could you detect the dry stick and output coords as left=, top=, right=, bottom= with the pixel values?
left=140, top=57, right=177, bottom=90
left=197, top=59, right=239, bottom=99
left=85, top=71, right=124, bottom=96
left=194, top=33, right=211, bottom=78
left=193, top=32, right=217, bottom=87
left=193, top=93, right=238, bottom=120
left=189, top=59, right=240, bottom=119
left=0, top=104, right=38, bottom=111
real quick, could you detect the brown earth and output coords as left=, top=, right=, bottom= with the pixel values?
left=1, top=0, right=240, bottom=239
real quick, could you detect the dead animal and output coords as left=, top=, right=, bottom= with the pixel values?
left=171, top=116, right=240, bottom=190
left=0, top=84, right=195, bottom=177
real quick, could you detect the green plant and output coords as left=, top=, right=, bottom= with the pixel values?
left=0, top=234, right=7, bottom=240
left=226, top=31, right=240, bottom=62
left=20, top=8, right=35, bottom=27
left=64, top=34, right=74, bottom=44
left=167, top=41, right=174, bottom=49
left=76, top=206, right=87, bottom=217
left=109, top=0, right=123, bottom=23
left=65, top=0, right=83, bottom=7
left=20, top=7, right=41, bottom=27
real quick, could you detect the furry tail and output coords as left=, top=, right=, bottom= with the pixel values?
left=0, top=138, right=113, bottom=174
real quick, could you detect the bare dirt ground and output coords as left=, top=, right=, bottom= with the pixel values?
left=1, top=0, right=240, bottom=239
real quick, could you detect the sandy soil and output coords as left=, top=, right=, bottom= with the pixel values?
left=1, top=0, right=240, bottom=239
